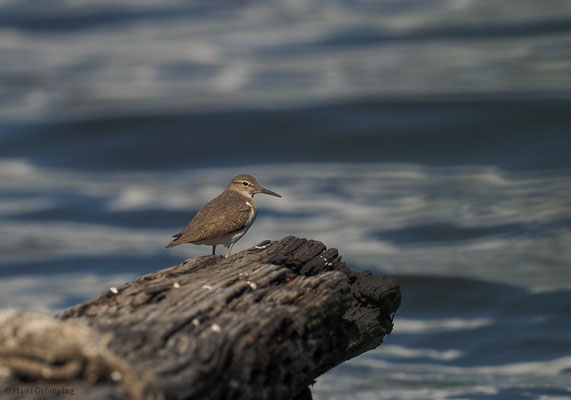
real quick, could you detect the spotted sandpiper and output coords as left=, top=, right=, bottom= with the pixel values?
left=165, top=174, right=281, bottom=258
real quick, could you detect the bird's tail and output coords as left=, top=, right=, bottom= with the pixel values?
left=165, top=232, right=182, bottom=248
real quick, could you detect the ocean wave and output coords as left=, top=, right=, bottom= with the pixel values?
left=1, top=1, right=571, bottom=118
left=2, top=159, right=570, bottom=291
left=1, top=159, right=569, bottom=399
left=313, top=354, right=571, bottom=399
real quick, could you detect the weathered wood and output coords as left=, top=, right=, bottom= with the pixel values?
left=1, top=236, right=400, bottom=400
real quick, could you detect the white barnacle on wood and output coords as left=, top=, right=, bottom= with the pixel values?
left=246, top=281, right=257, bottom=290
left=192, top=318, right=200, bottom=327
left=211, top=324, right=222, bottom=333
left=109, top=287, right=119, bottom=294
left=202, top=284, right=213, bottom=290
left=173, top=282, right=180, bottom=289
left=111, top=370, right=122, bottom=381
left=0, top=366, right=11, bottom=380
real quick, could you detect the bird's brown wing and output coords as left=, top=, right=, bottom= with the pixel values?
left=165, top=191, right=251, bottom=248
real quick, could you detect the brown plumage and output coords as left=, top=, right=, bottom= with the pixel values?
left=165, top=174, right=281, bottom=258
left=166, top=190, right=254, bottom=247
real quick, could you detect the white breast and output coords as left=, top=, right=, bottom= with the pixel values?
left=244, top=201, right=256, bottom=228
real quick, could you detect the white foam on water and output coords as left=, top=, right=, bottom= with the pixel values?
left=379, top=345, right=463, bottom=361
left=0, top=221, right=169, bottom=261
left=539, top=397, right=571, bottom=400
left=0, top=198, right=55, bottom=216
left=394, top=318, right=493, bottom=334
left=472, top=356, right=571, bottom=376
left=0, top=273, right=134, bottom=311
left=314, top=385, right=500, bottom=400
left=348, top=354, right=571, bottom=378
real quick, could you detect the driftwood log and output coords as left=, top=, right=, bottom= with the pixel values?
left=0, top=236, right=400, bottom=400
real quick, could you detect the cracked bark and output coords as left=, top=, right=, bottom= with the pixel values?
left=2, top=236, right=400, bottom=400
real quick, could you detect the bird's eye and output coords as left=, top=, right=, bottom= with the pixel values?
left=242, top=181, right=249, bottom=186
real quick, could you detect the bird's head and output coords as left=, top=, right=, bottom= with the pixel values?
left=227, top=174, right=282, bottom=198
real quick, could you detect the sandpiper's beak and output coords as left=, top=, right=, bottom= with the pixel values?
left=258, top=186, right=282, bottom=197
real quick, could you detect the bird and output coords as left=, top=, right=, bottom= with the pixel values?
left=165, top=174, right=281, bottom=258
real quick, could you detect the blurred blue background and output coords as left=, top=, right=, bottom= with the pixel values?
left=1, top=1, right=571, bottom=399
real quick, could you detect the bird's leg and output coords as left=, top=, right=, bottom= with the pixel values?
left=212, top=245, right=216, bottom=256
left=225, top=243, right=234, bottom=258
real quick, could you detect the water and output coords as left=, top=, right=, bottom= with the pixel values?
left=1, top=1, right=571, bottom=399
